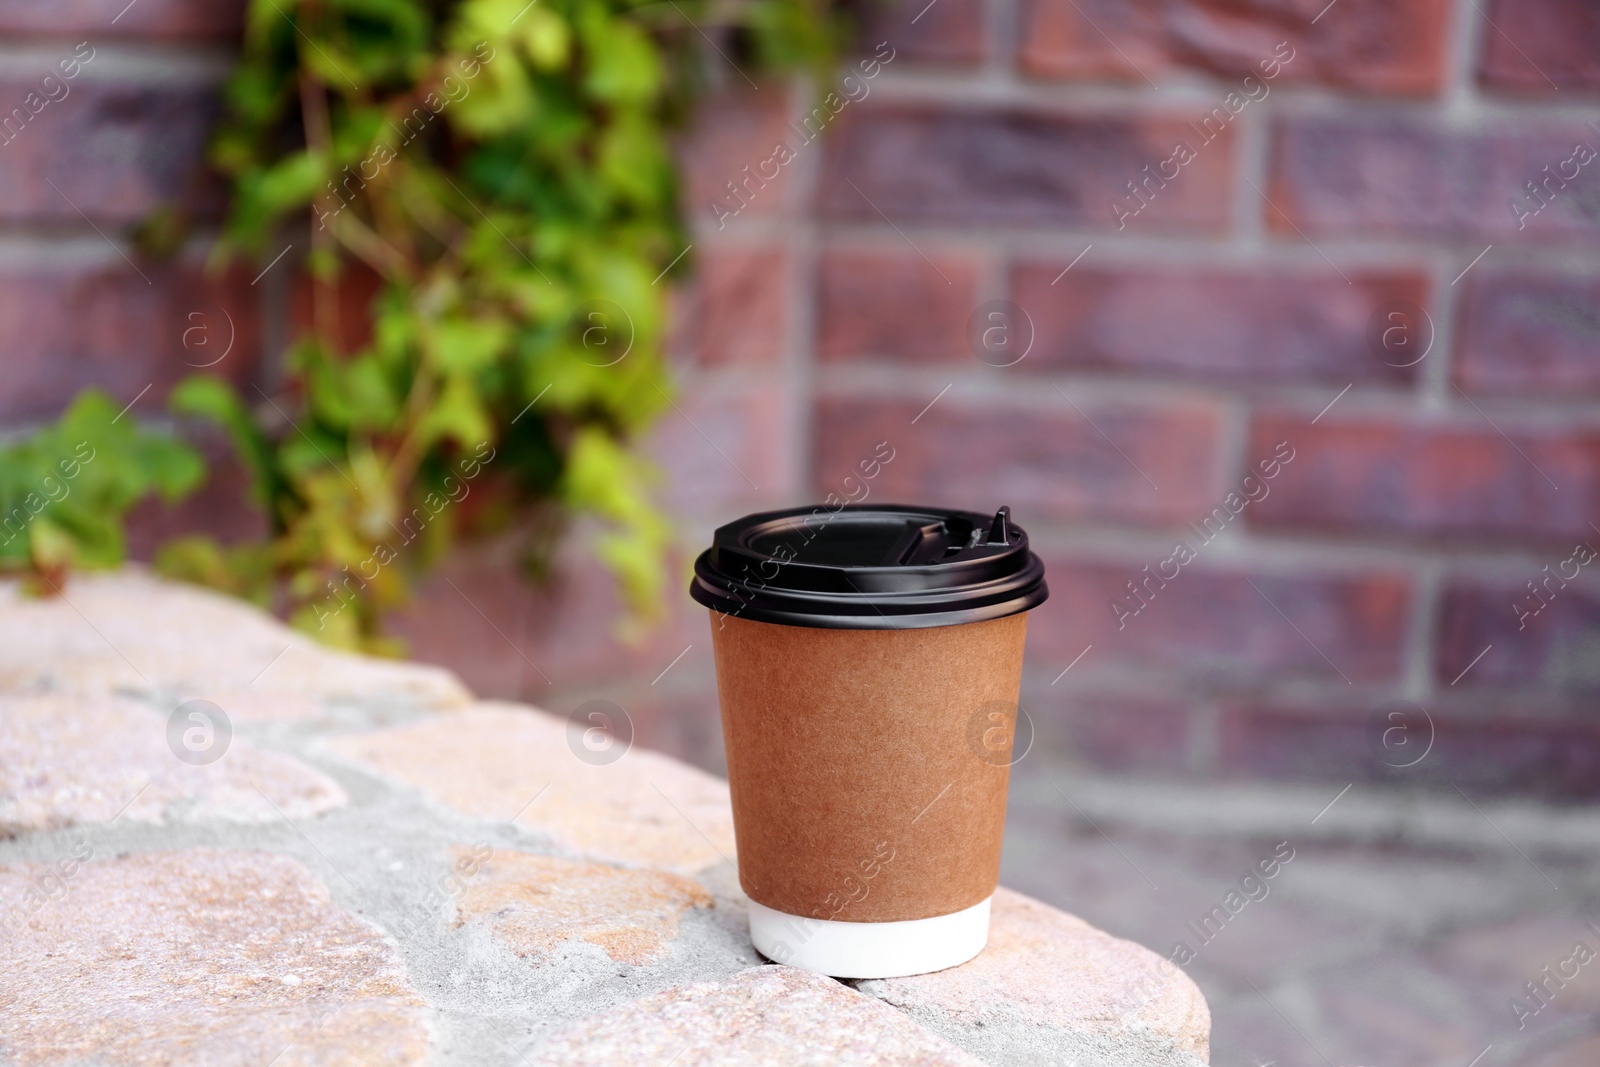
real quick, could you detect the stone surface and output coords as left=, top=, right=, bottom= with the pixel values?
left=0, top=571, right=1220, bottom=1066
left=328, top=702, right=738, bottom=874
left=1517, top=1033, right=1600, bottom=1067
left=859, top=888, right=1210, bottom=1066
left=0, top=692, right=346, bottom=834
left=525, top=965, right=987, bottom=1066
left=0, top=849, right=429, bottom=1067
left=1000, top=772, right=1600, bottom=1067
left=1430, top=914, right=1600, bottom=1016
left=0, top=569, right=471, bottom=719
left=450, top=846, right=712, bottom=966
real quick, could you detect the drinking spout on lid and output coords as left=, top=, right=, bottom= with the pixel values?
left=987, top=507, right=1011, bottom=546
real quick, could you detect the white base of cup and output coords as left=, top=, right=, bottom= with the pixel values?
left=748, top=896, right=991, bottom=979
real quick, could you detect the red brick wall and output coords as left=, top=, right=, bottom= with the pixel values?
left=654, top=0, right=1600, bottom=797
left=9, top=0, right=1600, bottom=795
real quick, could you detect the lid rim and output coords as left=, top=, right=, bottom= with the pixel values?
left=690, top=503, right=1049, bottom=630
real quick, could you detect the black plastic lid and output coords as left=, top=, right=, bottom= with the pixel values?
left=690, top=503, right=1048, bottom=629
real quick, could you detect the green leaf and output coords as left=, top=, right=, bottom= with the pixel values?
left=187, top=0, right=842, bottom=645
left=432, top=317, right=511, bottom=373
left=519, top=7, right=570, bottom=70
left=136, top=435, right=206, bottom=501
left=448, top=47, right=537, bottom=135
left=28, top=516, right=79, bottom=571
left=254, top=150, right=325, bottom=214
left=419, top=373, right=494, bottom=449
left=578, top=5, right=660, bottom=103
left=171, top=375, right=280, bottom=507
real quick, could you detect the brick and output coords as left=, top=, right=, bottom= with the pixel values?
left=1246, top=415, right=1600, bottom=545
left=1011, top=264, right=1426, bottom=386
left=0, top=260, right=261, bottom=422
left=650, top=380, right=795, bottom=517
left=288, top=262, right=383, bottom=355
left=621, top=668, right=727, bottom=776
left=1479, top=0, right=1600, bottom=93
left=1029, top=559, right=1410, bottom=684
left=1020, top=0, right=1451, bottom=95
left=678, top=88, right=801, bottom=230
left=856, top=0, right=986, bottom=67
left=0, top=0, right=245, bottom=39
left=690, top=245, right=789, bottom=367
left=1455, top=272, right=1600, bottom=396
left=1436, top=579, right=1600, bottom=693
left=1216, top=704, right=1600, bottom=797
left=812, top=395, right=1225, bottom=526
left=0, top=79, right=223, bottom=224
left=821, top=104, right=1236, bottom=231
left=0, top=850, right=429, bottom=1066
left=1267, top=117, right=1600, bottom=241
left=818, top=249, right=979, bottom=363
left=1214, top=705, right=1408, bottom=783
left=1029, top=693, right=1194, bottom=772
left=390, top=534, right=699, bottom=694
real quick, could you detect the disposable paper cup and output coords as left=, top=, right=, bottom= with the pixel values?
left=691, top=504, right=1048, bottom=979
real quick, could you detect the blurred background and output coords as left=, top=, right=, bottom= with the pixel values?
left=5, top=0, right=1600, bottom=1064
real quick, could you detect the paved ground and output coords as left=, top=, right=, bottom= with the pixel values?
left=1003, top=767, right=1600, bottom=1067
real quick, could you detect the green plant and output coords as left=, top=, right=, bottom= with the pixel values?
left=150, top=0, right=837, bottom=651
left=0, top=390, right=202, bottom=589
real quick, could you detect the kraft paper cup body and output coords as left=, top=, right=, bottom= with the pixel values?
left=693, top=503, right=1046, bottom=979
left=708, top=611, right=1029, bottom=978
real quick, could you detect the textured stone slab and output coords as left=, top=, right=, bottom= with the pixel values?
left=0, top=692, right=346, bottom=834
left=858, top=888, right=1211, bottom=1067
left=526, top=965, right=986, bottom=1065
left=329, top=703, right=737, bottom=873
left=0, top=570, right=470, bottom=720
left=451, top=846, right=712, bottom=965
left=0, top=571, right=1217, bottom=1067
left=0, top=849, right=428, bottom=1067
